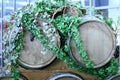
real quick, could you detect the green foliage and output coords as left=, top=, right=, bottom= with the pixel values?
left=91, top=6, right=96, bottom=15
left=11, top=33, right=24, bottom=80
left=97, top=14, right=114, bottom=30
left=117, top=16, right=120, bottom=27
left=3, top=0, right=119, bottom=80
left=105, top=18, right=113, bottom=29
left=21, top=12, right=119, bottom=79
left=52, top=14, right=94, bottom=68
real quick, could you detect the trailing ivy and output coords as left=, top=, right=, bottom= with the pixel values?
left=52, top=14, right=94, bottom=68
left=21, top=12, right=118, bottom=80
left=3, top=0, right=119, bottom=80
left=11, top=32, right=24, bottom=80
left=51, top=14, right=119, bottom=79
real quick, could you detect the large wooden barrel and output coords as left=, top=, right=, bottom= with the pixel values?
left=68, top=16, right=115, bottom=68
left=17, top=19, right=60, bottom=69
left=0, top=74, right=28, bottom=80
left=47, top=72, right=84, bottom=80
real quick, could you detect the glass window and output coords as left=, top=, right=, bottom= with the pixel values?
left=108, top=8, right=120, bottom=23
left=96, top=9, right=108, bottom=19
left=95, top=0, right=108, bottom=7
left=16, top=0, right=29, bottom=10
left=0, top=10, right=1, bottom=18
left=85, top=0, right=89, bottom=6
left=0, top=0, right=36, bottom=17
left=3, top=0, right=14, bottom=16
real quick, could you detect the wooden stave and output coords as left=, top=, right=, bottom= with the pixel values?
left=17, top=20, right=60, bottom=69
left=68, top=16, right=116, bottom=68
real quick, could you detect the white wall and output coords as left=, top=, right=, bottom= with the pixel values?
left=108, top=0, right=120, bottom=23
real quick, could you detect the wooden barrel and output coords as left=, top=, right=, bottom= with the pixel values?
left=51, top=5, right=79, bottom=22
left=105, top=74, right=120, bottom=80
left=0, top=74, right=28, bottom=80
left=47, top=72, right=84, bottom=80
left=17, top=19, right=60, bottom=69
left=68, top=15, right=115, bottom=68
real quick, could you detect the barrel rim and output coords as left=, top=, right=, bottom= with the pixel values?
left=79, top=19, right=116, bottom=68
left=18, top=55, right=56, bottom=69
left=17, top=19, right=60, bottom=69
left=106, top=74, right=120, bottom=80
left=68, top=17, right=116, bottom=68
left=67, top=36, right=85, bottom=67
left=47, top=72, right=84, bottom=80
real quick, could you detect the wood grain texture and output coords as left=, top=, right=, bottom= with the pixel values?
left=18, top=20, right=60, bottom=69
left=70, top=20, right=115, bottom=68
left=19, top=59, right=97, bottom=80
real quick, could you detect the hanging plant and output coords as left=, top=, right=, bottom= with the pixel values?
left=2, top=0, right=119, bottom=80
left=2, top=19, right=23, bottom=79
left=52, top=14, right=118, bottom=80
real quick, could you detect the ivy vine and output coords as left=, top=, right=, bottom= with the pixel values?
left=11, top=32, right=24, bottom=80
left=2, top=0, right=119, bottom=80
left=52, top=14, right=94, bottom=68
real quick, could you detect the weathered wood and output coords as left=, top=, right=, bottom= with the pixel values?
left=18, top=20, right=60, bottom=69
left=19, top=59, right=97, bottom=80
left=69, top=16, right=115, bottom=68
left=51, top=5, right=79, bottom=22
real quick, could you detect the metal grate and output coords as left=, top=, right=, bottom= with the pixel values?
left=0, top=0, right=33, bottom=68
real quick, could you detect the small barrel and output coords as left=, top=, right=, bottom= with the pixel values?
left=68, top=15, right=115, bottom=68
left=47, top=72, right=84, bottom=80
left=51, top=5, right=79, bottom=20
left=0, top=74, right=28, bottom=80
left=17, top=19, right=60, bottom=69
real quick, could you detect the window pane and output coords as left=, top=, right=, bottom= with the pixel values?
left=85, top=0, right=89, bottom=6
left=3, top=0, right=14, bottom=16
left=96, top=9, right=108, bottom=19
left=95, top=0, right=108, bottom=7
left=4, top=9, right=13, bottom=16
left=108, top=8, right=120, bottom=23
left=0, top=10, right=1, bottom=18
left=79, top=0, right=89, bottom=7
left=4, top=0, right=13, bottom=7
left=16, top=0, right=29, bottom=10
left=109, top=0, right=120, bottom=7
left=30, top=0, right=35, bottom=2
